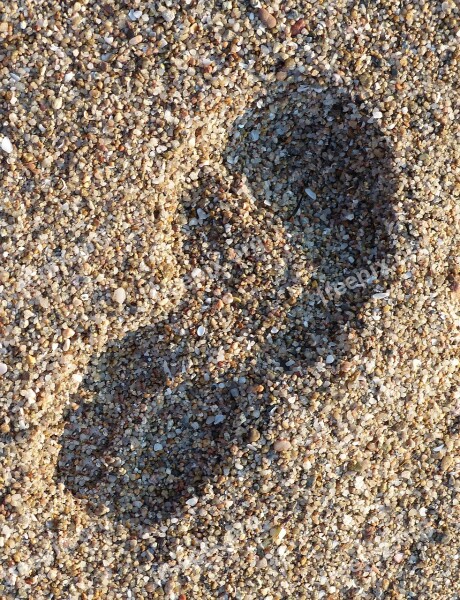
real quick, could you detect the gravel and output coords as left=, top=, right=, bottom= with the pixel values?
left=1, top=0, right=459, bottom=599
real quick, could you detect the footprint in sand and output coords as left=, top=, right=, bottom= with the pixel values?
left=56, top=85, right=397, bottom=526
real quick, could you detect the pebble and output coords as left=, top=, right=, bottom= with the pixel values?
left=291, top=18, right=306, bottom=36
left=270, top=525, right=287, bottom=543
left=113, top=287, right=127, bottom=304
left=1, top=136, right=13, bottom=153
left=273, top=439, right=292, bottom=452
left=161, top=9, right=176, bottom=23
left=248, top=428, right=261, bottom=442
left=0, top=362, right=7, bottom=376
left=441, top=454, right=453, bottom=471
left=258, top=7, right=277, bottom=29
left=128, top=34, right=143, bottom=46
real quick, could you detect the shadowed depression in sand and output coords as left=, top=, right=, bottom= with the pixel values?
left=56, top=85, right=397, bottom=526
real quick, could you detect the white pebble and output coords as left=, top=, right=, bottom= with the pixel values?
left=186, top=497, right=198, bottom=507
left=153, top=443, right=163, bottom=452
left=222, top=292, right=234, bottom=305
left=197, top=325, right=206, bottom=336
left=161, top=9, right=175, bottom=22
left=1, top=136, right=13, bottom=154
left=274, top=439, right=292, bottom=452
left=128, top=9, right=142, bottom=20
left=0, top=363, right=7, bottom=376
left=305, top=188, right=317, bottom=200
left=113, top=287, right=126, bottom=304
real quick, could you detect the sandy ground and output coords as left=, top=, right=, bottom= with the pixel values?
left=1, top=1, right=460, bottom=598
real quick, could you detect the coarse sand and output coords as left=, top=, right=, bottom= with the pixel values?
left=1, top=1, right=460, bottom=599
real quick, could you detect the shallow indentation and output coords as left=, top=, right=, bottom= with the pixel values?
left=57, top=84, right=398, bottom=527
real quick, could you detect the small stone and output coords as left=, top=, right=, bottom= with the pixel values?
left=248, top=428, right=261, bottom=443
left=274, top=439, right=292, bottom=452
left=128, top=9, right=142, bottom=21
left=340, top=361, right=353, bottom=373
left=291, top=18, right=306, bottom=35
left=360, top=73, right=373, bottom=88
left=450, top=280, right=460, bottom=299
left=62, top=327, right=75, bottom=339
left=161, top=9, right=175, bottom=22
left=186, top=497, right=198, bottom=507
left=258, top=7, right=277, bottom=29
left=222, top=292, right=233, bottom=304
left=270, top=525, right=286, bottom=543
left=197, top=325, right=206, bottom=336
left=128, top=34, right=143, bottom=45
left=441, top=454, right=453, bottom=471
left=113, top=287, right=126, bottom=304
left=1, top=136, right=13, bottom=154
left=0, top=362, right=7, bottom=376
left=16, top=562, right=30, bottom=576
left=153, top=443, right=163, bottom=452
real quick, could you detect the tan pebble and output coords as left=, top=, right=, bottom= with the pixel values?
left=129, top=34, right=143, bottom=45
left=274, top=439, right=291, bottom=452
left=441, top=454, right=453, bottom=471
left=222, top=292, right=233, bottom=304
left=258, top=7, right=277, bottom=29
left=62, top=327, right=75, bottom=339
left=248, top=428, right=261, bottom=443
left=340, top=361, right=354, bottom=373
left=270, top=525, right=287, bottom=543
